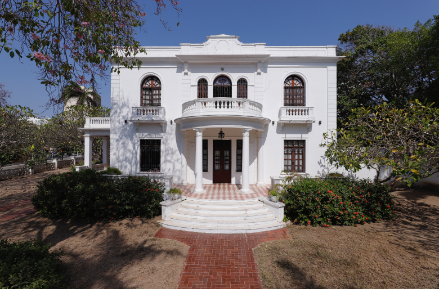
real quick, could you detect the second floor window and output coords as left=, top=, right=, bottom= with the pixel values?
left=237, top=78, right=247, bottom=99
left=284, top=76, right=304, bottom=106
left=141, top=76, right=161, bottom=106
left=213, top=76, right=232, bottom=98
left=198, top=78, right=208, bottom=98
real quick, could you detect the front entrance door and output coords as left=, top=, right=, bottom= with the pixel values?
left=213, top=140, right=231, bottom=183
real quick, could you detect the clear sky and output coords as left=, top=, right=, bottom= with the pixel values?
left=1, top=0, right=438, bottom=117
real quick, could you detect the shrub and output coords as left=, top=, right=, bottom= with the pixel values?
left=99, top=167, right=122, bottom=175
left=32, top=169, right=164, bottom=221
left=168, top=188, right=182, bottom=195
left=269, top=190, right=279, bottom=197
left=0, top=239, right=67, bottom=288
left=281, top=177, right=396, bottom=227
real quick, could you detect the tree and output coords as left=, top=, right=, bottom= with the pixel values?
left=337, top=16, right=439, bottom=127
left=0, top=0, right=181, bottom=106
left=0, top=83, right=11, bottom=106
left=321, top=100, right=439, bottom=188
left=60, top=81, right=101, bottom=108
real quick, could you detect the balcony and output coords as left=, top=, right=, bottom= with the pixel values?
left=84, top=117, right=110, bottom=129
left=130, top=107, right=166, bottom=123
left=278, top=107, right=315, bottom=130
left=182, top=98, right=263, bottom=118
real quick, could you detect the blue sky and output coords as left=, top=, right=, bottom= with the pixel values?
left=1, top=0, right=438, bottom=117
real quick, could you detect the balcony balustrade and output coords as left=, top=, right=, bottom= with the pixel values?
left=84, top=117, right=110, bottom=129
left=182, top=98, right=263, bottom=118
left=130, top=107, right=166, bottom=123
left=278, top=107, right=315, bottom=130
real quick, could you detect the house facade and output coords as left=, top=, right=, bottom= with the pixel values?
left=81, top=34, right=374, bottom=193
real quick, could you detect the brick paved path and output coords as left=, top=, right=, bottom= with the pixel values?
left=0, top=200, right=35, bottom=222
left=155, top=227, right=290, bottom=288
left=176, top=184, right=270, bottom=200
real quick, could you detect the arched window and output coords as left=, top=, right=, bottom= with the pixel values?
left=141, top=76, right=161, bottom=106
left=213, top=76, right=232, bottom=98
left=197, top=78, right=208, bottom=98
left=284, top=76, right=304, bottom=106
left=237, top=78, right=247, bottom=99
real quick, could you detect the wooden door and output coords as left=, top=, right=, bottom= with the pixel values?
left=213, top=140, right=231, bottom=183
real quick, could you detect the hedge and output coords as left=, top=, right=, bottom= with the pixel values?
left=280, top=177, right=396, bottom=226
left=0, top=239, right=67, bottom=288
left=31, top=169, right=164, bottom=221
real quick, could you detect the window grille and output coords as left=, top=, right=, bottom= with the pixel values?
left=236, top=140, right=242, bottom=172
left=213, top=76, right=232, bottom=98
left=198, top=79, right=208, bottom=98
left=284, top=140, right=305, bottom=172
left=140, top=139, right=161, bottom=172
left=203, top=139, right=208, bottom=172
left=141, top=76, right=161, bottom=106
left=284, top=76, right=304, bottom=106
left=237, top=78, right=247, bottom=99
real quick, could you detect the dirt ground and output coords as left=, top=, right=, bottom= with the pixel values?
left=0, top=169, right=188, bottom=289
left=254, top=186, right=439, bottom=289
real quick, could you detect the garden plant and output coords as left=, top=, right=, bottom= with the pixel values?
left=32, top=168, right=164, bottom=221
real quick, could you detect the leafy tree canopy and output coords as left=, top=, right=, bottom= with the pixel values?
left=337, top=15, right=439, bottom=127
left=321, top=100, right=439, bottom=188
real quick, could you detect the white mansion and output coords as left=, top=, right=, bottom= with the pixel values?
left=81, top=34, right=373, bottom=194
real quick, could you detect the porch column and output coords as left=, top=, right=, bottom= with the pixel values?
left=181, top=131, right=188, bottom=185
left=84, top=134, right=92, bottom=168
left=240, top=128, right=252, bottom=193
left=257, top=131, right=265, bottom=186
left=194, top=128, right=205, bottom=193
left=102, top=137, right=108, bottom=166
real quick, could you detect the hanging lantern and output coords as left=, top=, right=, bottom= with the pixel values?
left=218, top=128, right=225, bottom=140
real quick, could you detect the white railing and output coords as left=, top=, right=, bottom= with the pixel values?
left=278, top=107, right=315, bottom=122
left=131, top=107, right=166, bottom=121
left=182, top=98, right=263, bottom=117
left=84, top=117, right=111, bottom=128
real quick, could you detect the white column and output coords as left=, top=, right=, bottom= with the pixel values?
left=102, top=137, right=108, bottom=166
left=84, top=134, right=92, bottom=168
left=194, top=128, right=205, bottom=193
left=240, top=128, right=251, bottom=193
left=257, top=131, right=265, bottom=186
left=181, top=131, right=188, bottom=185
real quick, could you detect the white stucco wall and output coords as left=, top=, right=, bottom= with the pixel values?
left=109, top=35, right=376, bottom=184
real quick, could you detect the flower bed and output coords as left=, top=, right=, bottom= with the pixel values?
left=32, top=168, right=164, bottom=221
left=281, top=177, right=396, bottom=226
left=0, top=239, right=67, bottom=288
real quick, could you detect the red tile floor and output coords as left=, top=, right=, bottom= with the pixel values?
left=155, top=227, right=290, bottom=289
left=176, top=184, right=271, bottom=200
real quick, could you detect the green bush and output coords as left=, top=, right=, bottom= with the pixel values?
left=0, top=239, right=67, bottom=288
left=99, top=167, right=122, bottom=175
left=281, top=177, right=396, bottom=227
left=32, top=169, right=164, bottom=221
left=168, top=188, right=182, bottom=195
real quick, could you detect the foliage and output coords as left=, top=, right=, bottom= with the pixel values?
left=0, top=83, right=11, bottom=106
left=99, top=166, right=122, bottom=175
left=43, top=105, right=110, bottom=158
left=0, top=239, right=67, bottom=288
left=32, top=169, right=164, bottom=221
left=321, top=100, right=439, bottom=187
left=0, top=105, right=47, bottom=169
left=0, top=0, right=181, bottom=106
left=269, top=190, right=279, bottom=197
left=168, top=188, right=182, bottom=195
left=60, top=81, right=101, bottom=108
left=280, top=177, right=395, bottom=227
left=337, top=16, right=439, bottom=127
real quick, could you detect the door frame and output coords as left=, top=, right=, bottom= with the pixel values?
left=212, top=140, right=232, bottom=183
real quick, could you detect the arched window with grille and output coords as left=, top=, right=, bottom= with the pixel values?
left=197, top=78, right=208, bottom=98
left=237, top=78, right=247, bottom=99
left=284, top=76, right=305, bottom=106
left=141, top=76, right=161, bottom=106
left=213, top=76, right=232, bottom=98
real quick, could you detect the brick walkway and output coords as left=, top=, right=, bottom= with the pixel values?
left=0, top=200, right=35, bottom=222
left=176, top=184, right=270, bottom=200
left=155, top=227, right=290, bottom=288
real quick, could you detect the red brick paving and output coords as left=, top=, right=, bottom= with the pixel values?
left=0, top=200, right=35, bottom=222
left=155, top=227, right=290, bottom=288
left=176, top=184, right=270, bottom=200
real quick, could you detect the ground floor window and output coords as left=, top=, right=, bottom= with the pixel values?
left=284, top=140, right=305, bottom=172
left=203, top=139, right=208, bottom=172
left=140, top=139, right=160, bottom=172
left=236, top=140, right=242, bottom=172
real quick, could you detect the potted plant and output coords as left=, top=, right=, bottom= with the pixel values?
left=168, top=188, right=182, bottom=201
left=269, top=190, right=279, bottom=203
